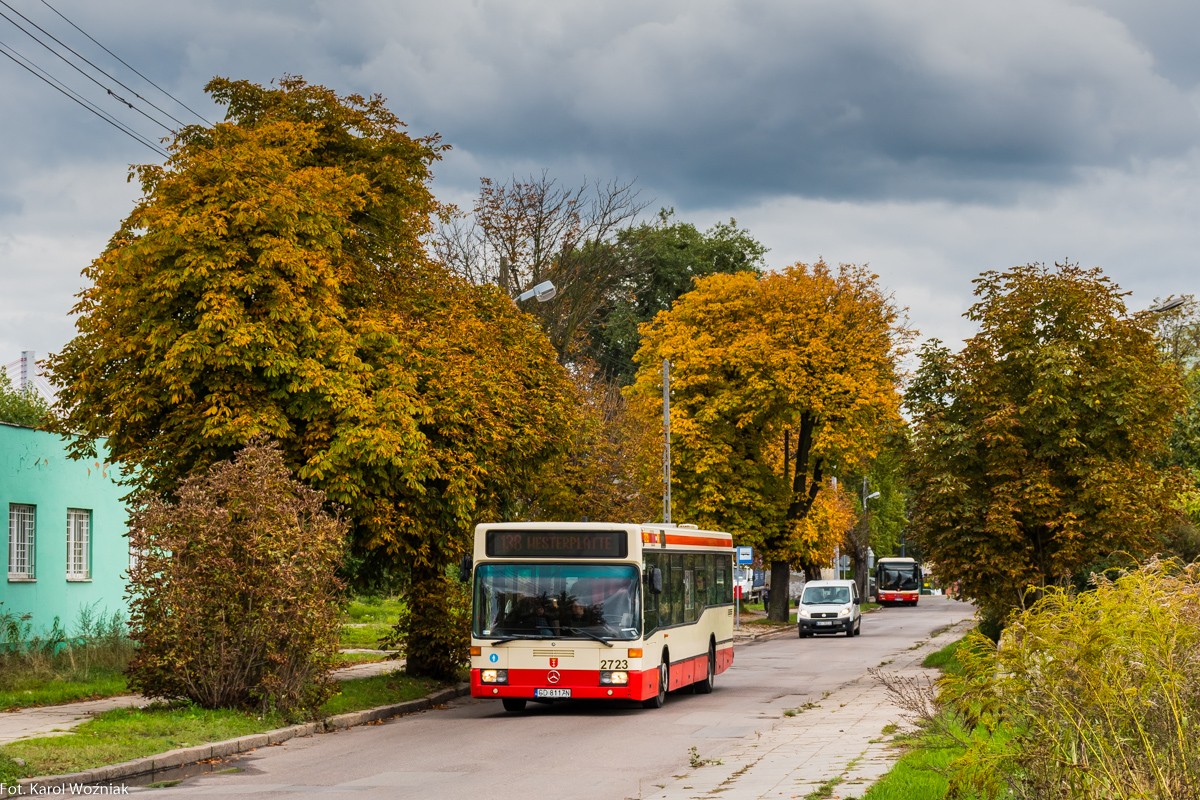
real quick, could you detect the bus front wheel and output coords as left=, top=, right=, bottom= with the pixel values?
left=501, top=698, right=527, bottom=712
left=643, top=656, right=668, bottom=709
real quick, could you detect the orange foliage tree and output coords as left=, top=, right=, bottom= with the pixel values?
left=631, top=263, right=910, bottom=620
left=47, top=77, right=572, bottom=680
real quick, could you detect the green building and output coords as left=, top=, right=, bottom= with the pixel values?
left=1, top=422, right=130, bottom=632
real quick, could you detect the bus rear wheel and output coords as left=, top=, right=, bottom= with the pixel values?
left=694, top=643, right=715, bottom=694
left=501, top=698, right=527, bottom=712
left=643, top=656, right=668, bottom=708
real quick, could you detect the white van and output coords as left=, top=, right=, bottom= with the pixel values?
left=796, top=579, right=862, bottom=638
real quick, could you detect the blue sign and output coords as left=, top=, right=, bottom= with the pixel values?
left=736, top=546, right=753, bottom=565
left=489, top=653, right=499, bottom=663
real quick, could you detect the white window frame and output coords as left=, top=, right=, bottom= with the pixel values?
left=8, top=503, right=36, bottom=580
left=67, top=508, right=91, bottom=581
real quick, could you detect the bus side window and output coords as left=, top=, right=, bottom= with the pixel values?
left=721, top=554, right=733, bottom=603
left=683, top=554, right=697, bottom=623
left=704, top=555, right=716, bottom=607
left=643, top=553, right=659, bottom=636
left=669, top=554, right=684, bottom=626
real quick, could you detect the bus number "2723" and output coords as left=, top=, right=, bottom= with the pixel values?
left=600, top=659, right=628, bottom=670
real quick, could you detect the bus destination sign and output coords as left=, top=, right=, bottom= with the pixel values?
left=485, top=529, right=628, bottom=559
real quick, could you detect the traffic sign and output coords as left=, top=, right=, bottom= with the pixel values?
left=736, top=546, right=753, bottom=565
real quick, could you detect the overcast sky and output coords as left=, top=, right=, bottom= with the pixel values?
left=2, top=0, right=1198, bottom=383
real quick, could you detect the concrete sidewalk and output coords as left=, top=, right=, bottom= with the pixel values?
left=648, top=619, right=971, bottom=800
left=0, top=657, right=404, bottom=746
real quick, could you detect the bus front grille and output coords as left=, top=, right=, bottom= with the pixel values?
left=532, top=649, right=575, bottom=658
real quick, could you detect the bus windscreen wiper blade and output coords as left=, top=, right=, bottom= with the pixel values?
left=568, top=627, right=614, bottom=647
left=490, top=634, right=551, bottom=645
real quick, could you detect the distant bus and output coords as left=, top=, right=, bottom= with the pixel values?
left=469, top=522, right=735, bottom=712
left=875, top=557, right=922, bottom=606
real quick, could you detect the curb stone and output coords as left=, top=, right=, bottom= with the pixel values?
left=15, top=682, right=470, bottom=790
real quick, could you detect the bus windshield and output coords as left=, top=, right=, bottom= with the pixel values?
left=879, top=565, right=919, bottom=590
left=473, top=563, right=641, bottom=641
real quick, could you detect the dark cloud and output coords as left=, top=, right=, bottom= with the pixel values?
left=2, top=0, right=1199, bottom=359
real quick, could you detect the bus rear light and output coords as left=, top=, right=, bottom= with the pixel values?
left=481, top=669, right=508, bottom=684
left=628, top=649, right=643, bottom=658
left=470, top=646, right=481, bottom=656
left=600, top=671, right=628, bottom=686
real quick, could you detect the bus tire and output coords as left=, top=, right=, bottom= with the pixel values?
left=501, top=698, right=527, bottom=712
left=643, top=654, right=669, bottom=709
left=694, top=642, right=716, bottom=694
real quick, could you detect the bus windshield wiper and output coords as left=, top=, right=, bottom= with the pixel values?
left=490, top=634, right=552, bottom=645
left=567, top=627, right=615, bottom=647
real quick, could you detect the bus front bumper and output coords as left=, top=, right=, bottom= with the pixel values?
left=471, top=668, right=655, bottom=701
left=878, top=592, right=919, bottom=603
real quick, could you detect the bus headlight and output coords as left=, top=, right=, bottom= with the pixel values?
left=481, top=669, right=508, bottom=684
left=600, top=671, right=629, bottom=686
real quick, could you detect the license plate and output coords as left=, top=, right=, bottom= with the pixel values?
left=535, top=688, right=571, bottom=698
left=817, top=621, right=832, bottom=627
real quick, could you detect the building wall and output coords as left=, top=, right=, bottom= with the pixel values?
left=1, top=422, right=130, bottom=634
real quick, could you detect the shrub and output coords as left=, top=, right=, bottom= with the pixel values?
left=934, top=560, right=1200, bottom=799
left=125, top=441, right=346, bottom=719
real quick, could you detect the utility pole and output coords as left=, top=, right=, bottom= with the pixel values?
left=662, top=359, right=671, bottom=524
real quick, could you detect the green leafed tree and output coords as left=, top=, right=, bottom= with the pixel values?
left=906, top=262, right=1186, bottom=625
left=47, top=76, right=572, bottom=680
left=591, top=210, right=767, bottom=384
left=0, top=370, right=51, bottom=427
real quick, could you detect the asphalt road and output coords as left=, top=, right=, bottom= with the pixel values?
left=152, top=597, right=974, bottom=799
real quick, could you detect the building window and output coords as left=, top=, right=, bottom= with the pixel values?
left=8, top=504, right=36, bottom=580
left=67, top=509, right=91, bottom=581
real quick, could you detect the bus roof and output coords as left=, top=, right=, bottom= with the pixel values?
left=473, top=521, right=733, bottom=555
left=877, top=557, right=918, bottom=565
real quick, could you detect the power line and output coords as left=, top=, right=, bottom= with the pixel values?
left=0, top=0, right=184, bottom=130
left=39, top=0, right=212, bottom=127
left=0, top=39, right=168, bottom=157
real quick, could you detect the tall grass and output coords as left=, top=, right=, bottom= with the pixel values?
left=0, top=602, right=135, bottom=709
left=890, top=559, right=1200, bottom=799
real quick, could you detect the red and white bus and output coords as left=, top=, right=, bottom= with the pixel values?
left=469, top=522, right=735, bottom=711
left=875, top=557, right=922, bottom=606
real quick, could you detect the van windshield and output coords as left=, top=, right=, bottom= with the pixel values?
left=801, top=585, right=850, bottom=605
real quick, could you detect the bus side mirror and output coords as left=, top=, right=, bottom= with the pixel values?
left=458, top=555, right=473, bottom=583
left=649, top=568, right=663, bottom=595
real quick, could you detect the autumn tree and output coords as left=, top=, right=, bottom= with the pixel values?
left=906, top=262, right=1186, bottom=625
left=530, top=362, right=662, bottom=524
left=631, top=263, right=909, bottom=621
left=47, top=76, right=572, bottom=680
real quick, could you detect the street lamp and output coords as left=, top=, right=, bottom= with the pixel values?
left=517, top=281, right=557, bottom=303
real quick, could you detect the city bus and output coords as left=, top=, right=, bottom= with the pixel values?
left=468, top=522, right=735, bottom=712
left=875, top=557, right=922, bottom=605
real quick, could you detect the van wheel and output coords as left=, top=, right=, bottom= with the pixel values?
left=854, top=619, right=862, bottom=636
left=501, top=698, right=527, bottom=712
left=643, top=655, right=669, bottom=708
left=694, top=643, right=716, bottom=694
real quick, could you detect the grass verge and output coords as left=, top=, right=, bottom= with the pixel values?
left=339, top=595, right=405, bottom=653
left=0, top=672, right=131, bottom=712
left=0, top=668, right=446, bottom=784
